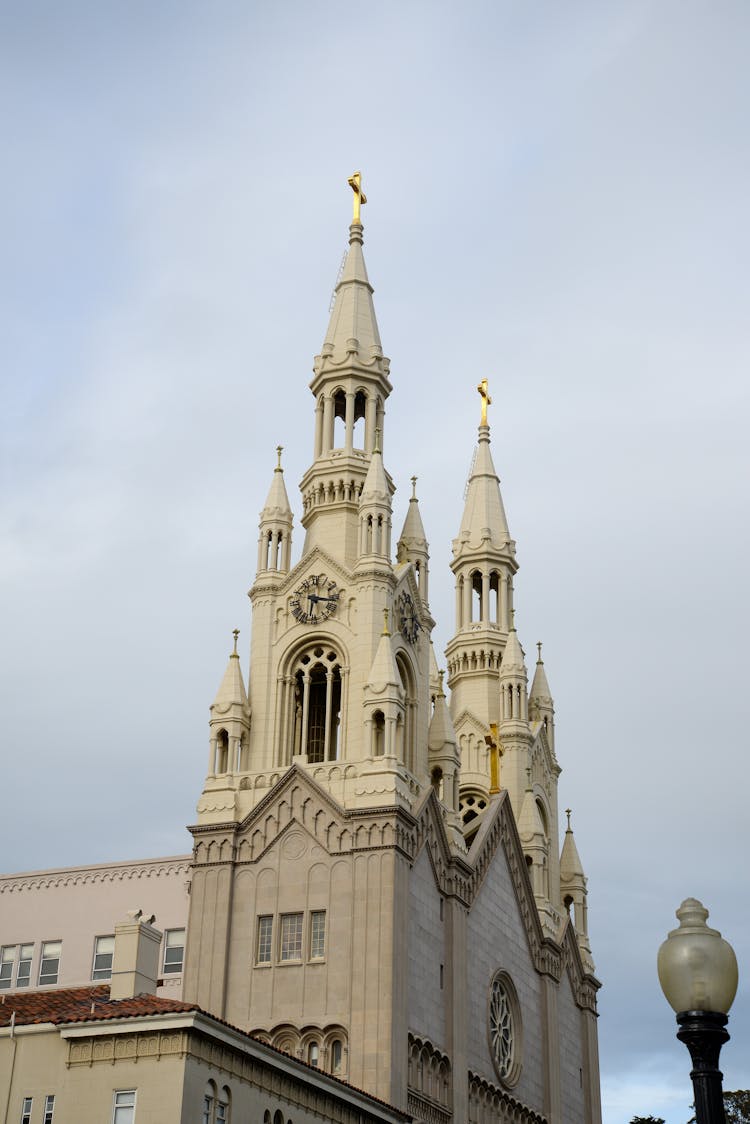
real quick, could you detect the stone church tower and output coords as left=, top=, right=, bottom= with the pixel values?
left=183, top=177, right=601, bottom=1124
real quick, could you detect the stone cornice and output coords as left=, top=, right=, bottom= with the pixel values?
left=0, top=855, right=191, bottom=894
left=468, top=1071, right=547, bottom=1124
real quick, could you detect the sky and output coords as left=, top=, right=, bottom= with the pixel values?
left=1, top=2, right=748, bottom=1121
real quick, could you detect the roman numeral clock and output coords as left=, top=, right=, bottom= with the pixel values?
left=290, top=574, right=340, bottom=624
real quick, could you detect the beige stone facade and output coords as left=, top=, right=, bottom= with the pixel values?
left=185, top=202, right=602, bottom=1123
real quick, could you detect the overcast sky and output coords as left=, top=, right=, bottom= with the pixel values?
left=1, top=3, right=748, bottom=1121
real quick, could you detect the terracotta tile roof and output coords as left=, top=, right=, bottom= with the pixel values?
left=0, top=985, right=197, bottom=1027
left=0, top=986, right=411, bottom=1120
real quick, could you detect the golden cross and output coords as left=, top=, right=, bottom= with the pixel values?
left=347, top=171, right=367, bottom=223
left=477, top=378, right=492, bottom=425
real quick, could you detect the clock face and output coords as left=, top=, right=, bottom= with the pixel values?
left=290, top=574, right=340, bottom=624
left=397, top=590, right=420, bottom=643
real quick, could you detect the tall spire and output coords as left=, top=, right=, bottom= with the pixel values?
left=302, top=175, right=393, bottom=564
left=446, top=380, right=517, bottom=714
left=457, top=385, right=511, bottom=551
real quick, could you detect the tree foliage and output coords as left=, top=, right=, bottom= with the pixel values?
left=687, top=1090, right=750, bottom=1124
left=630, top=1116, right=665, bottom=1123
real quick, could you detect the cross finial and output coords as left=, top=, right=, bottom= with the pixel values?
left=565, top=808, right=572, bottom=830
left=537, top=641, right=543, bottom=663
left=526, top=766, right=532, bottom=790
left=382, top=607, right=390, bottom=636
left=276, top=445, right=283, bottom=471
left=510, top=607, right=516, bottom=630
left=410, top=475, right=418, bottom=499
left=477, top=378, right=492, bottom=425
left=374, top=426, right=381, bottom=454
left=347, top=171, right=367, bottom=224
left=232, top=628, right=240, bottom=656
left=437, top=669, right=445, bottom=695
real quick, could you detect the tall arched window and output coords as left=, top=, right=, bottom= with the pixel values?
left=292, top=648, right=342, bottom=763
left=396, top=653, right=416, bottom=771
left=216, top=730, right=229, bottom=774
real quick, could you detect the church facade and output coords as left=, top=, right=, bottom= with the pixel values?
left=183, top=180, right=602, bottom=1124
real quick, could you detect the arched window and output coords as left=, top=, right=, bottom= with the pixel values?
left=330, top=1038, right=343, bottom=1074
left=353, top=389, right=366, bottom=448
left=293, top=648, right=342, bottom=763
left=216, top=730, right=229, bottom=774
left=396, top=653, right=415, bottom=772
left=333, top=389, right=346, bottom=448
left=372, top=710, right=385, bottom=756
left=216, top=1087, right=230, bottom=1124
left=308, top=1041, right=319, bottom=1067
left=202, top=1082, right=216, bottom=1124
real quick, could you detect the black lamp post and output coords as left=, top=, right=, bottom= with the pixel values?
left=657, top=899, right=738, bottom=1124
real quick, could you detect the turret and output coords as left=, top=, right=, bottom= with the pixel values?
left=363, top=610, right=404, bottom=758
left=496, top=616, right=532, bottom=818
left=208, top=629, right=250, bottom=776
left=560, top=809, right=595, bottom=972
left=396, top=477, right=430, bottom=605
left=356, top=431, right=392, bottom=566
left=529, top=641, right=555, bottom=753
left=256, top=446, right=293, bottom=577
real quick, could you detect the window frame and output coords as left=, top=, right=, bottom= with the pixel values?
left=43, top=1094, right=55, bottom=1124
left=38, top=940, right=62, bottom=987
left=20, top=1097, right=32, bottom=1124
left=112, top=1089, right=136, bottom=1124
left=91, top=934, right=115, bottom=981
left=279, top=912, right=304, bottom=963
left=162, top=928, right=186, bottom=975
left=256, top=915, right=273, bottom=965
left=309, top=910, right=326, bottom=961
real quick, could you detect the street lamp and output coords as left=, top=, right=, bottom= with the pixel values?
left=657, top=898, right=739, bottom=1124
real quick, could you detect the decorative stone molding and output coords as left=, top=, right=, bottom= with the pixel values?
left=468, top=1071, right=547, bottom=1124
left=407, top=1032, right=452, bottom=1117
left=67, top=1029, right=188, bottom=1066
left=0, top=857, right=191, bottom=894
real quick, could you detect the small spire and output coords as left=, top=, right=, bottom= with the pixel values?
left=536, top=641, right=543, bottom=663
left=477, top=378, right=492, bottom=426
left=347, top=171, right=367, bottom=225
left=565, top=808, right=572, bottom=831
left=382, top=608, right=390, bottom=636
left=411, top=475, right=418, bottom=499
left=232, top=629, right=240, bottom=657
left=275, top=445, right=283, bottom=471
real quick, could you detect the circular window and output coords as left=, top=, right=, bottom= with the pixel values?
left=487, top=971, right=522, bottom=1086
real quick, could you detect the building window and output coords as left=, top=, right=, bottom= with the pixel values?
left=310, top=910, right=326, bottom=959
left=202, top=1082, right=215, bottom=1124
left=292, top=648, right=342, bottom=763
left=20, top=1098, right=32, bottom=1124
left=279, top=913, right=303, bottom=961
left=256, top=916, right=273, bottom=964
left=43, top=1095, right=55, bottom=1124
left=92, top=935, right=115, bottom=981
left=217, top=1086, right=230, bottom=1124
left=163, top=929, right=185, bottom=975
left=0, top=946, right=13, bottom=989
left=39, top=941, right=61, bottom=986
left=308, top=1042, right=319, bottom=1067
left=1, top=944, right=33, bottom=990
left=112, top=1090, right=136, bottom=1124
left=17, top=944, right=33, bottom=988
left=330, top=1038, right=343, bottom=1074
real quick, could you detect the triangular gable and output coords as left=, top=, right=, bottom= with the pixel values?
left=276, top=546, right=354, bottom=596
left=452, top=708, right=489, bottom=738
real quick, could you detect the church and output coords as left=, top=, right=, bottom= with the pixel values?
left=0, top=177, right=601, bottom=1124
